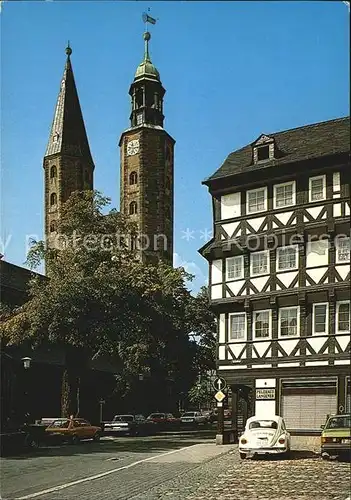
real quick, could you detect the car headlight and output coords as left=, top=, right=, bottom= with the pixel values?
left=278, top=437, right=286, bottom=444
left=240, top=438, right=247, bottom=444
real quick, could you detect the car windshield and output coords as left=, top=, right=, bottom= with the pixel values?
left=182, top=412, right=195, bottom=417
left=113, top=415, right=134, bottom=422
left=326, top=415, right=351, bottom=429
left=50, top=420, right=69, bottom=428
left=249, top=420, right=278, bottom=430
left=147, top=413, right=165, bottom=419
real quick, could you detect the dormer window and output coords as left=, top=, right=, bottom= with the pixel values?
left=257, top=145, right=270, bottom=162
left=253, top=134, right=275, bottom=163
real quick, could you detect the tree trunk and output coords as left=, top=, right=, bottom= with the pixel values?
left=60, top=368, right=80, bottom=417
left=60, top=348, right=84, bottom=417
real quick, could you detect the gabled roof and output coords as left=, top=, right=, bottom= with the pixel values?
left=45, top=48, right=94, bottom=166
left=204, top=117, right=350, bottom=183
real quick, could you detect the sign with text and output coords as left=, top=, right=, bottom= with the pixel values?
left=255, top=388, right=276, bottom=400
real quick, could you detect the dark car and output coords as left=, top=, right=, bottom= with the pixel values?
left=0, top=426, right=30, bottom=456
left=103, top=414, right=150, bottom=436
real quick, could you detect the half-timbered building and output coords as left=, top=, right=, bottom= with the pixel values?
left=200, top=117, right=350, bottom=433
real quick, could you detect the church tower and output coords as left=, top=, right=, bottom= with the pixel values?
left=119, top=30, right=175, bottom=266
left=43, top=45, right=94, bottom=251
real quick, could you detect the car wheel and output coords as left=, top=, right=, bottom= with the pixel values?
left=71, top=435, right=80, bottom=445
left=26, top=436, right=40, bottom=449
left=93, top=432, right=101, bottom=442
left=240, top=452, right=247, bottom=460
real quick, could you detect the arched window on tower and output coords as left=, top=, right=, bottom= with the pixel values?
left=129, top=171, right=138, bottom=185
left=50, top=165, right=57, bottom=179
left=129, top=201, right=137, bottom=215
left=50, top=220, right=57, bottom=233
left=50, top=193, right=57, bottom=207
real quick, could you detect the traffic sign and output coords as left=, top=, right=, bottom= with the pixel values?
left=213, top=377, right=227, bottom=392
left=214, top=390, right=226, bottom=402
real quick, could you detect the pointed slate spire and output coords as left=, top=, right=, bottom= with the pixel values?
left=45, top=44, right=94, bottom=166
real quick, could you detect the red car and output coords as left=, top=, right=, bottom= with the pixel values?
left=146, top=413, right=179, bottom=430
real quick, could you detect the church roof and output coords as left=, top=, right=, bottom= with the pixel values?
left=204, top=117, right=350, bottom=184
left=45, top=46, right=94, bottom=165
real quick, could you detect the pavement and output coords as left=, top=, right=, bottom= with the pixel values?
left=1, top=433, right=350, bottom=500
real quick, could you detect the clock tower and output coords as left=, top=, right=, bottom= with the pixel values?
left=119, top=30, right=175, bottom=266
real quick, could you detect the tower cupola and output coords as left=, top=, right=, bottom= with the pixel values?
left=129, top=31, right=165, bottom=128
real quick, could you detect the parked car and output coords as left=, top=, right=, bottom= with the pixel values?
left=103, top=414, right=150, bottom=436
left=146, top=413, right=179, bottom=430
left=0, top=422, right=31, bottom=456
left=321, top=414, right=351, bottom=460
left=180, top=411, right=207, bottom=426
left=23, top=421, right=65, bottom=448
left=45, top=418, right=102, bottom=444
left=0, top=418, right=65, bottom=453
left=201, top=410, right=216, bottom=423
left=239, top=415, right=291, bottom=459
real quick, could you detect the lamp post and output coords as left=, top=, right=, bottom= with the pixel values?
left=21, top=357, right=32, bottom=424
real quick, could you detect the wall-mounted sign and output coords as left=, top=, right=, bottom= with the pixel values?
left=256, top=388, right=275, bottom=400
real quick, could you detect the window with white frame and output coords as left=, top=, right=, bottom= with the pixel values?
left=251, top=250, right=269, bottom=276
left=279, top=307, right=299, bottom=337
left=309, top=175, right=326, bottom=202
left=226, top=256, right=244, bottom=281
left=253, top=310, right=271, bottom=339
left=247, top=187, right=267, bottom=214
left=229, top=313, right=246, bottom=341
left=336, top=237, right=350, bottom=263
left=277, top=245, right=298, bottom=271
left=274, top=181, right=295, bottom=209
left=312, top=303, right=328, bottom=334
left=336, top=302, right=350, bottom=333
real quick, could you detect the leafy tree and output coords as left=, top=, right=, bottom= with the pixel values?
left=188, top=378, right=214, bottom=410
left=187, top=286, right=216, bottom=372
left=2, top=190, right=195, bottom=417
left=185, top=286, right=217, bottom=410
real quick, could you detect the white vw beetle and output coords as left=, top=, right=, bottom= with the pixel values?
left=239, top=415, right=291, bottom=459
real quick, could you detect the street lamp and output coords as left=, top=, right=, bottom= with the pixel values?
left=21, top=357, right=32, bottom=423
left=22, top=357, right=32, bottom=369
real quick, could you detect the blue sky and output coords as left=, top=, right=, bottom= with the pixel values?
left=1, top=1, right=349, bottom=293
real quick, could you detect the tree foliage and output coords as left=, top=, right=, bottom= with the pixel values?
left=2, top=190, right=198, bottom=416
left=1, top=190, right=219, bottom=417
left=187, top=286, right=216, bottom=372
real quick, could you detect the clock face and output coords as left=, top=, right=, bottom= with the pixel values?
left=127, top=139, right=140, bottom=156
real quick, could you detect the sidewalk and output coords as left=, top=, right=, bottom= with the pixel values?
left=131, top=437, right=350, bottom=500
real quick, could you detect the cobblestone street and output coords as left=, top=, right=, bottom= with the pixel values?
left=134, top=438, right=351, bottom=500
left=184, top=452, right=350, bottom=500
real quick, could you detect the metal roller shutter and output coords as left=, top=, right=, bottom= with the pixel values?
left=346, top=394, right=351, bottom=413
left=281, top=393, right=337, bottom=430
left=346, top=378, right=351, bottom=413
